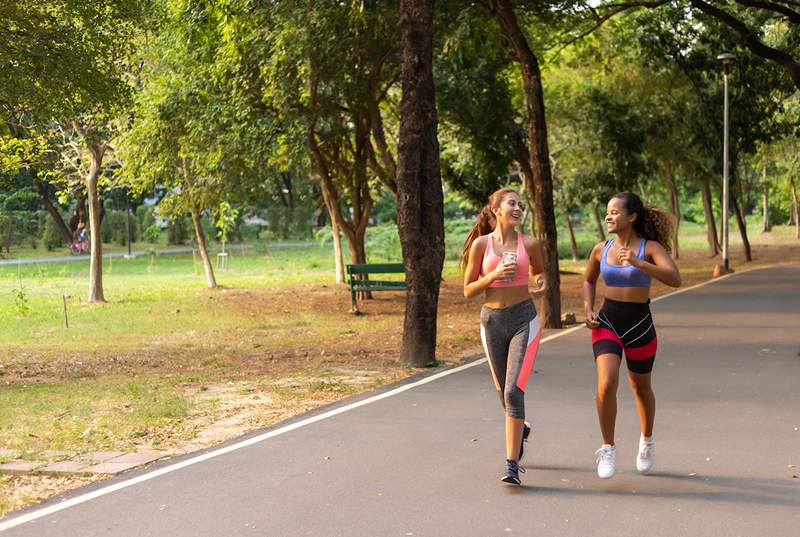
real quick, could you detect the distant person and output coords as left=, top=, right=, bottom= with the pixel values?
left=70, top=222, right=89, bottom=254
left=583, top=192, right=681, bottom=479
left=461, top=188, right=547, bottom=485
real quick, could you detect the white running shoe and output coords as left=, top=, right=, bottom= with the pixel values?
left=636, top=436, right=655, bottom=473
left=595, top=444, right=617, bottom=479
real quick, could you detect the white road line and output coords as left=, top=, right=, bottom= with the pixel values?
left=0, top=262, right=786, bottom=532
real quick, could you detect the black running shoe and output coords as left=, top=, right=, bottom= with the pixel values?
left=501, top=458, right=525, bottom=485
left=518, top=422, right=531, bottom=462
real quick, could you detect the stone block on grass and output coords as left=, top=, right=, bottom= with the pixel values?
left=38, top=461, right=90, bottom=475
left=84, top=461, right=141, bottom=475
left=0, top=460, right=45, bottom=475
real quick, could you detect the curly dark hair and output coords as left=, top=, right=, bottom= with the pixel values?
left=611, top=192, right=674, bottom=253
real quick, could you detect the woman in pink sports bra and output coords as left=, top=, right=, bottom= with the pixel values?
left=461, top=188, right=547, bottom=485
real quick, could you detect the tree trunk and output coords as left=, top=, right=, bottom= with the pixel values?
left=397, top=0, right=445, bottom=367
left=512, top=133, right=537, bottom=238
left=701, top=178, right=720, bottom=256
left=564, top=210, right=579, bottom=261
left=762, top=167, right=770, bottom=232
left=316, top=180, right=346, bottom=284
left=665, top=173, right=680, bottom=259
left=69, top=193, right=88, bottom=241
left=791, top=178, right=799, bottom=239
left=332, top=221, right=345, bottom=285
left=308, top=110, right=373, bottom=291
left=33, top=177, right=72, bottom=244
left=86, top=143, right=106, bottom=303
left=593, top=204, right=606, bottom=242
left=368, top=97, right=399, bottom=197
left=491, top=0, right=561, bottom=328
left=730, top=187, right=752, bottom=262
left=190, top=206, right=217, bottom=289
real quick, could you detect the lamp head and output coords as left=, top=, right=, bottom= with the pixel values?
left=717, top=53, right=736, bottom=74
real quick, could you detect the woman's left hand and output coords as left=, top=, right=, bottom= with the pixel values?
left=617, top=247, right=641, bottom=267
left=530, top=274, right=547, bottom=298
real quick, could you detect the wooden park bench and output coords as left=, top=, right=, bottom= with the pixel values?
left=346, top=263, right=407, bottom=313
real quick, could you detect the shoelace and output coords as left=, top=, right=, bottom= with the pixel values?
left=638, top=443, right=654, bottom=459
left=507, top=461, right=526, bottom=474
left=595, top=447, right=615, bottom=464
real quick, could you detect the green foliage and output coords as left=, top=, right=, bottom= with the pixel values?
left=215, top=201, right=240, bottom=245
left=101, top=210, right=135, bottom=246
left=42, top=218, right=64, bottom=251
left=435, top=10, right=523, bottom=205
left=166, top=217, right=191, bottom=245
left=11, top=284, right=29, bottom=316
left=0, top=0, right=147, bottom=122
left=143, top=224, right=162, bottom=244
left=136, top=205, right=157, bottom=235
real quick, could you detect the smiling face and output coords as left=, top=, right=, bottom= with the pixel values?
left=492, top=192, right=524, bottom=226
left=605, top=197, right=636, bottom=234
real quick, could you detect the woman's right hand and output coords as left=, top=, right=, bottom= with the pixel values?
left=585, top=309, right=600, bottom=329
left=490, top=261, right=516, bottom=282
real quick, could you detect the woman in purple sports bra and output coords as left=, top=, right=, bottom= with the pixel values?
left=461, top=188, right=547, bottom=486
left=583, top=192, right=681, bottom=479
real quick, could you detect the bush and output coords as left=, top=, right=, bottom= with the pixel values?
left=101, top=210, right=130, bottom=246
left=143, top=224, right=162, bottom=244
left=167, top=217, right=191, bottom=245
left=264, top=204, right=315, bottom=240
left=42, top=218, right=64, bottom=251
left=137, top=205, right=156, bottom=232
left=365, top=224, right=401, bottom=261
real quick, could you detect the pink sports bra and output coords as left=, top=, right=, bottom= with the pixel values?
left=481, top=232, right=530, bottom=288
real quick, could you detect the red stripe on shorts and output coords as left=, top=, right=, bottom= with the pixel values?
left=591, top=327, right=621, bottom=346
left=624, top=337, right=658, bottom=360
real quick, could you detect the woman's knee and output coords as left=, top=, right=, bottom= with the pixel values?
left=629, top=376, right=654, bottom=398
left=597, top=376, right=618, bottom=398
left=504, top=386, right=525, bottom=419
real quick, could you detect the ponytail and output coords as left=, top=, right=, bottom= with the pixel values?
left=612, top=192, right=675, bottom=253
left=460, top=188, right=518, bottom=269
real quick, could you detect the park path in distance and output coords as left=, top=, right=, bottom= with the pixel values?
left=2, top=264, right=799, bottom=536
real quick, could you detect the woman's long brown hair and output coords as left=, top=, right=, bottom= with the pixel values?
left=459, top=188, right=519, bottom=269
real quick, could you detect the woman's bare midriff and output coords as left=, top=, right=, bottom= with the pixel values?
left=484, top=286, right=531, bottom=309
left=604, top=286, right=650, bottom=303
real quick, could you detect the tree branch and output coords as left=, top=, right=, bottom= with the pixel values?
left=691, top=0, right=800, bottom=89
left=734, top=0, right=800, bottom=21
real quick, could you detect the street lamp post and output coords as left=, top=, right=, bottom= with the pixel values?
left=717, top=52, right=735, bottom=274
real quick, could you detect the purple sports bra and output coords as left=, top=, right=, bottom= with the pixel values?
left=600, top=239, right=652, bottom=288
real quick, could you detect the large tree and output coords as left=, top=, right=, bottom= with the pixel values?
left=262, top=0, right=402, bottom=268
left=1, top=0, right=147, bottom=303
left=397, top=0, right=445, bottom=367
left=479, top=0, right=562, bottom=328
left=119, top=0, right=279, bottom=289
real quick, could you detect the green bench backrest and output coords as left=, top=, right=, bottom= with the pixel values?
left=346, top=263, right=405, bottom=275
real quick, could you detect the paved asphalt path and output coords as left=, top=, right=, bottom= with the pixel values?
left=2, top=264, right=799, bottom=536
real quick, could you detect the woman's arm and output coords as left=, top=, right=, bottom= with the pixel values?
left=618, top=241, right=681, bottom=288
left=583, top=243, right=603, bottom=328
left=463, top=236, right=513, bottom=299
left=524, top=236, right=547, bottom=298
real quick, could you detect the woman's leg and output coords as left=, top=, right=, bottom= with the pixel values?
left=595, top=354, right=622, bottom=445
left=505, top=417, right=525, bottom=462
left=503, top=307, right=541, bottom=461
left=627, top=370, right=655, bottom=437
